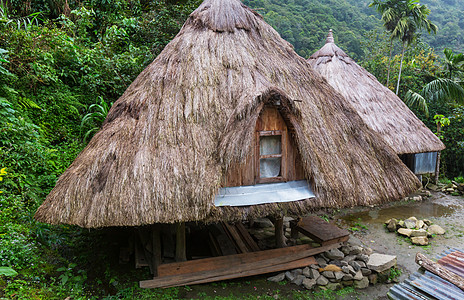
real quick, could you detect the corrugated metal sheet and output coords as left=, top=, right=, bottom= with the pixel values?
left=414, top=152, right=438, bottom=175
left=388, top=249, right=464, bottom=300
left=214, top=180, right=314, bottom=207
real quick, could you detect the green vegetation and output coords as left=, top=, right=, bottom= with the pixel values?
left=0, top=0, right=463, bottom=298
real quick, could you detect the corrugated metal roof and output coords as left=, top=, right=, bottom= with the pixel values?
left=388, top=248, right=464, bottom=300
left=214, top=180, right=314, bottom=207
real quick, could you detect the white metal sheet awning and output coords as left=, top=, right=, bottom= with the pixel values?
left=214, top=180, right=315, bottom=207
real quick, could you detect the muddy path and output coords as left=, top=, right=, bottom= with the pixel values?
left=333, top=192, right=464, bottom=299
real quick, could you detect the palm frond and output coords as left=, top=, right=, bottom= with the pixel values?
left=404, top=89, right=429, bottom=117
left=423, top=78, right=464, bottom=105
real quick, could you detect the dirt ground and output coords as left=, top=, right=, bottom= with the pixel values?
left=332, top=191, right=464, bottom=299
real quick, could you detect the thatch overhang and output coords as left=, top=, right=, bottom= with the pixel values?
left=35, top=0, right=420, bottom=228
left=308, top=30, right=445, bottom=155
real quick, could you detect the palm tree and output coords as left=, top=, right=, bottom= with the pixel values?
left=370, top=0, right=437, bottom=94
left=443, top=48, right=464, bottom=80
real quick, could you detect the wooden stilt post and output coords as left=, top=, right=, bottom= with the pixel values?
left=175, top=222, right=186, bottom=262
left=275, top=217, right=286, bottom=248
left=152, top=224, right=161, bottom=277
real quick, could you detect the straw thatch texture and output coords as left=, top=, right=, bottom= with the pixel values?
left=35, top=0, right=420, bottom=228
left=309, top=30, right=445, bottom=155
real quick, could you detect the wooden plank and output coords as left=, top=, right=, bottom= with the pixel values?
left=222, top=222, right=249, bottom=253
left=292, top=216, right=349, bottom=244
left=141, top=242, right=342, bottom=288
left=235, top=223, right=260, bottom=252
left=158, top=243, right=314, bottom=277
left=164, top=256, right=317, bottom=288
left=416, top=253, right=464, bottom=291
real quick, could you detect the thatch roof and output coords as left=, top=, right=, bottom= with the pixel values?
left=35, top=0, right=420, bottom=228
left=309, top=30, right=445, bottom=155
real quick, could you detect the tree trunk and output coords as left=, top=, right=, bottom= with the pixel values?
left=396, top=42, right=406, bottom=95
left=386, top=39, right=394, bottom=88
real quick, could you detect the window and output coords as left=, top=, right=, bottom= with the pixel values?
left=257, top=130, right=286, bottom=183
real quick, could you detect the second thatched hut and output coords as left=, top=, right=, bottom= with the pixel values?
left=309, top=30, right=445, bottom=176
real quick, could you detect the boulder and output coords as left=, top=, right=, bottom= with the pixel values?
left=423, top=219, right=432, bottom=226
left=407, top=216, right=418, bottom=221
left=342, top=265, right=356, bottom=276
left=361, top=268, right=372, bottom=276
left=307, top=268, right=320, bottom=280
left=354, top=277, right=369, bottom=289
left=428, top=224, right=446, bottom=235
left=411, top=236, right=428, bottom=246
left=316, top=257, right=327, bottom=268
left=326, top=283, right=342, bottom=290
left=397, top=220, right=405, bottom=228
left=340, top=245, right=351, bottom=255
left=356, top=254, right=369, bottom=264
left=328, top=260, right=344, bottom=267
left=302, top=267, right=310, bottom=277
left=322, top=271, right=335, bottom=279
left=310, top=264, right=319, bottom=270
left=397, top=228, right=413, bottom=237
left=416, top=220, right=425, bottom=229
left=404, top=219, right=416, bottom=229
left=387, top=219, right=397, bottom=232
left=367, top=253, right=397, bottom=273
left=357, top=261, right=367, bottom=268
left=342, top=255, right=357, bottom=263
left=349, top=260, right=361, bottom=272
left=349, top=246, right=363, bottom=255
left=316, top=275, right=329, bottom=286
left=342, top=273, right=354, bottom=281
left=285, top=271, right=295, bottom=282
left=353, top=270, right=363, bottom=281
left=291, top=275, right=306, bottom=286
left=292, top=269, right=303, bottom=276
left=302, top=278, right=317, bottom=290
left=410, top=229, right=428, bottom=237
left=334, top=271, right=344, bottom=281
left=267, top=272, right=285, bottom=282
left=325, top=248, right=345, bottom=260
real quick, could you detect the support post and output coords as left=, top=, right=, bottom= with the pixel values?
left=275, top=217, right=286, bottom=248
left=175, top=222, right=186, bottom=262
left=434, top=151, right=441, bottom=184
left=152, top=224, right=161, bottom=277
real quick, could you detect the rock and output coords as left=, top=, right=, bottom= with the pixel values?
left=321, top=264, right=342, bottom=272
left=356, top=254, right=369, bottom=264
left=291, top=275, right=306, bottom=286
left=410, top=229, right=428, bottom=237
left=411, top=236, right=429, bottom=246
left=292, top=269, right=303, bottom=276
left=357, top=261, right=367, bottom=268
left=387, top=219, right=397, bottom=232
left=412, top=196, right=422, bottom=202
left=316, top=257, right=327, bottom=268
left=363, top=247, right=374, bottom=256
left=268, top=273, right=285, bottom=282
left=342, top=273, right=354, bottom=281
left=354, top=277, right=369, bottom=289
left=404, top=219, right=416, bottom=229
left=254, top=218, right=274, bottom=228
left=427, top=183, right=439, bottom=191
left=334, top=271, right=344, bottom=281
left=428, top=224, right=446, bottom=235
left=310, top=264, right=319, bottom=270
left=342, top=280, right=354, bottom=286
left=307, top=269, right=320, bottom=280
left=342, top=255, right=357, bottom=263
left=322, top=271, right=335, bottom=279
left=349, top=260, right=361, bottom=272
left=367, top=253, right=397, bottom=273
left=397, top=220, right=405, bottom=229
left=316, top=275, right=329, bottom=286
left=302, top=267, right=310, bottom=277
left=397, top=228, right=413, bottom=237
left=384, top=219, right=391, bottom=225
left=368, top=274, right=378, bottom=285
left=416, top=220, right=425, bottom=229
left=423, top=219, right=432, bottom=226
left=339, top=261, right=348, bottom=267
left=285, top=271, right=295, bottom=282
left=342, top=265, right=356, bottom=275
left=340, top=245, right=351, bottom=255
left=325, top=248, right=345, bottom=260
left=349, top=246, right=363, bottom=255
left=325, top=283, right=341, bottom=290
left=407, top=216, right=418, bottom=222
left=361, top=268, right=372, bottom=276
left=353, top=270, right=363, bottom=281
left=302, top=278, right=317, bottom=290
left=328, top=260, right=344, bottom=267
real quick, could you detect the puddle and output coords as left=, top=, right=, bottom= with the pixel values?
left=340, top=202, right=459, bottom=225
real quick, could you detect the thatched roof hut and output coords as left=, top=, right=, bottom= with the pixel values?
left=308, top=30, right=445, bottom=156
left=35, top=0, right=420, bottom=228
